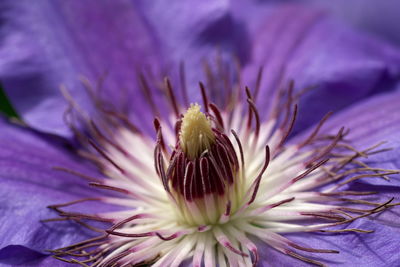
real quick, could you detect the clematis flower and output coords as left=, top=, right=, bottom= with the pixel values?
left=1, top=1, right=400, bottom=266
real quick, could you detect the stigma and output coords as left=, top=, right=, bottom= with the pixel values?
left=179, top=103, right=215, bottom=159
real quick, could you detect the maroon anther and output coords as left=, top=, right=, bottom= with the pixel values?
left=167, top=129, right=239, bottom=201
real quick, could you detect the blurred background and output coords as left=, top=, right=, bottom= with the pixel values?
left=1, top=0, right=399, bottom=119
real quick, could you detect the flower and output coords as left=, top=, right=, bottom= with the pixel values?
left=1, top=1, right=400, bottom=266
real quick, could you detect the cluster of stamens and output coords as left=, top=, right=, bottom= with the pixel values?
left=164, top=104, right=241, bottom=225
left=45, top=60, right=399, bottom=267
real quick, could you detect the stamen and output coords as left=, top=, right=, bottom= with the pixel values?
left=89, top=183, right=130, bottom=195
left=246, top=98, right=261, bottom=137
left=277, top=104, right=298, bottom=148
left=179, top=61, right=189, bottom=106
left=209, top=103, right=225, bottom=131
left=245, top=86, right=254, bottom=132
left=285, top=250, right=326, bottom=267
left=88, top=139, right=126, bottom=175
left=299, top=111, right=333, bottom=148
left=253, top=66, right=264, bottom=101
left=164, top=77, right=180, bottom=118
left=153, top=118, right=167, bottom=152
left=231, top=129, right=245, bottom=170
left=199, top=82, right=209, bottom=113
left=247, top=146, right=271, bottom=205
left=102, top=109, right=141, bottom=133
left=52, top=166, right=102, bottom=183
left=138, top=72, right=160, bottom=117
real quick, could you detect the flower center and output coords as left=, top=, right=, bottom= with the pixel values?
left=168, top=104, right=241, bottom=225
left=49, top=66, right=400, bottom=267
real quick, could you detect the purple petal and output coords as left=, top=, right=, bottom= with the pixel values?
left=302, top=0, right=400, bottom=45
left=19, top=255, right=70, bottom=267
left=0, top=245, right=43, bottom=265
left=0, top=0, right=161, bottom=137
left=257, top=218, right=400, bottom=266
left=0, top=118, right=111, bottom=259
left=0, top=245, right=67, bottom=266
left=242, top=4, right=400, bottom=133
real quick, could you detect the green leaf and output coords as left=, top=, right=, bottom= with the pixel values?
left=0, top=83, right=19, bottom=118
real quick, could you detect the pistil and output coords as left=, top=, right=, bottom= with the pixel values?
left=168, top=104, right=241, bottom=225
left=179, top=103, right=215, bottom=159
